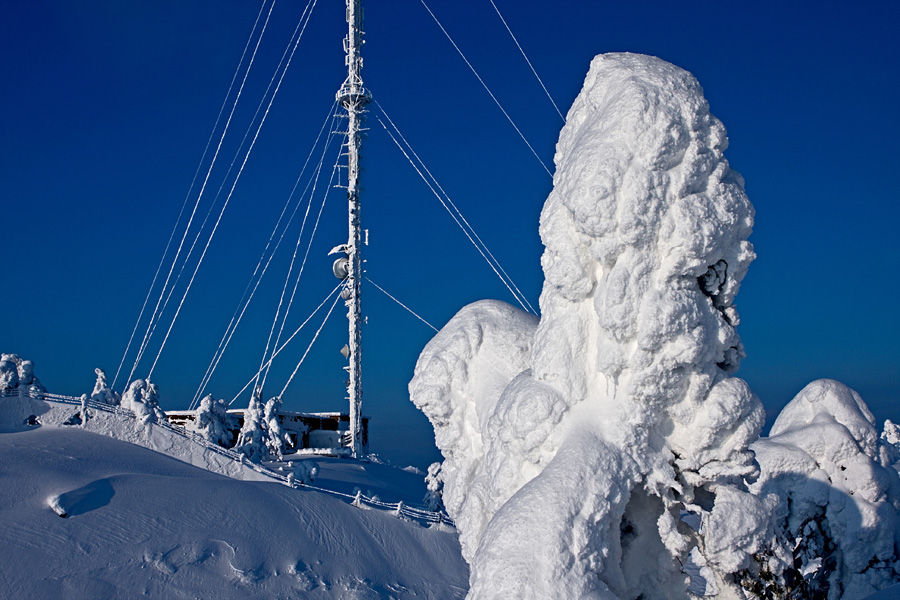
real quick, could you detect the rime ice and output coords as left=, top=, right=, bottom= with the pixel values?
left=410, top=53, right=900, bottom=599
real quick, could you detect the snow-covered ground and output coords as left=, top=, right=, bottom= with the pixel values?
left=0, top=412, right=467, bottom=598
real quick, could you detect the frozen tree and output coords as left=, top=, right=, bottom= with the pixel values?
left=741, top=380, right=900, bottom=599
left=188, top=394, right=233, bottom=448
left=0, top=355, right=19, bottom=391
left=410, top=53, right=900, bottom=599
left=288, top=460, right=319, bottom=486
left=882, top=419, right=900, bottom=468
left=412, top=53, right=760, bottom=599
left=0, top=353, right=45, bottom=393
left=120, top=379, right=166, bottom=425
left=236, top=395, right=267, bottom=463
left=17, top=359, right=45, bottom=392
left=423, top=462, right=445, bottom=513
left=90, top=368, right=120, bottom=405
left=263, top=396, right=292, bottom=460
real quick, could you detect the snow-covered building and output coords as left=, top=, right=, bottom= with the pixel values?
left=166, top=408, right=369, bottom=453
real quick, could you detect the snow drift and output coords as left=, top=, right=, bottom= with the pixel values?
left=410, top=53, right=900, bottom=599
left=0, top=427, right=468, bottom=599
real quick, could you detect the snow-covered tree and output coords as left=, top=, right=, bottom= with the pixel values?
left=422, top=462, right=444, bottom=512
left=188, top=394, right=233, bottom=447
left=120, top=379, right=166, bottom=425
left=0, top=354, right=45, bottom=393
left=288, top=460, right=319, bottom=486
left=737, top=380, right=900, bottom=600
left=882, top=419, right=900, bottom=467
left=0, top=355, right=18, bottom=391
left=236, top=395, right=267, bottom=463
left=410, top=54, right=900, bottom=599
left=262, top=396, right=292, bottom=460
left=90, top=368, right=120, bottom=405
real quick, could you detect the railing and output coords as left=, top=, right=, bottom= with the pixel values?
left=1, top=387, right=454, bottom=527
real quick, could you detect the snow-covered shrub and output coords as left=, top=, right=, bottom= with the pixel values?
left=120, top=379, right=166, bottom=425
left=236, top=395, right=268, bottom=463
left=263, top=396, right=292, bottom=460
left=188, top=394, right=233, bottom=447
left=90, top=368, right=120, bottom=405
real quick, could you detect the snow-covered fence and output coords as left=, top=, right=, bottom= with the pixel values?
left=1, top=389, right=455, bottom=527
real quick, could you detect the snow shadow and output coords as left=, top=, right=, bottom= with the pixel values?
left=49, top=478, right=115, bottom=517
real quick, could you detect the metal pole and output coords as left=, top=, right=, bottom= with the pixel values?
left=337, top=0, right=369, bottom=457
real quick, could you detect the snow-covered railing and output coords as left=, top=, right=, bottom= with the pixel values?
left=2, top=388, right=455, bottom=527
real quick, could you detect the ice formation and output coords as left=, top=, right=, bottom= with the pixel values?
left=409, top=53, right=900, bottom=599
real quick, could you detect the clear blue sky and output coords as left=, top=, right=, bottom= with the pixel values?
left=2, top=0, right=898, bottom=468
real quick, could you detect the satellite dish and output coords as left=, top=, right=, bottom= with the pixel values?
left=333, top=257, right=349, bottom=279
left=340, top=344, right=351, bottom=359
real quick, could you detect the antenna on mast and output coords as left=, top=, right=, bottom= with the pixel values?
left=335, top=0, right=370, bottom=458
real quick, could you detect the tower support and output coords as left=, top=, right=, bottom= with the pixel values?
left=336, top=0, right=369, bottom=457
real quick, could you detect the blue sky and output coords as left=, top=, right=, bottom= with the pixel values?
left=2, top=0, right=898, bottom=468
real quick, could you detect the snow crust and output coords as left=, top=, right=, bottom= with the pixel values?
left=410, top=53, right=900, bottom=599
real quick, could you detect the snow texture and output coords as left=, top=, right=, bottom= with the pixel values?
left=0, top=426, right=468, bottom=599
left=410, top=53, right=900, bottom=599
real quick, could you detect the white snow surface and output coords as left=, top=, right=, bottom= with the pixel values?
left=0, top=401, right=468, bottom=598
left=410, top=53, right=900, bottom=599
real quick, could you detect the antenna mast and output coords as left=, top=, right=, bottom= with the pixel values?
left=336, top=0, right=369, bottom=457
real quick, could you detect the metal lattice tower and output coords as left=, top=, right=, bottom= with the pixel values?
left=335, top=0, right=370, bottom=457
